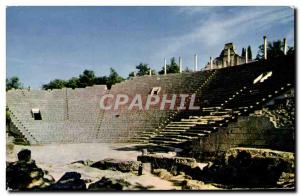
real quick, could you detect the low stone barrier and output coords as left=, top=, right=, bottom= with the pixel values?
left=137, top=154, right=201, bottom=178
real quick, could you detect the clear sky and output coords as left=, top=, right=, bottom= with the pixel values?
left=7, top=6, right=294, bottom=89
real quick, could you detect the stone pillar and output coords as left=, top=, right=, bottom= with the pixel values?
left=210, top=57, right=213, bottom=70
left=227, top=47, right=230, bottom=67
left=283, top=38, right=287, bottom=55
left=142, top=149, right=148, bottom=156
left=164, top=58, right=167, bottom=75
left=194, top=54, right=198, bottom=72
left=149, top=69, right=152, bottom=76
left=138, top=162, right=152, bottom=175
left=245, top=48, right=248, bottom=64
left=134, top=71, right=136, bottom=77
left=263, top=35, right=267, bottom=60
left=179, top=57, right=182, bottom=73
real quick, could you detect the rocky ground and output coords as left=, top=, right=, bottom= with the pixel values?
left=6, top=142, right=295, bottom=191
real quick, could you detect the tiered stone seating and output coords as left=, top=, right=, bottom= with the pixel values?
left=146, top=54, right=295, bottom=148
left=6, top=71, right=211, bottom=144
left=6, top=55, right=294, bottom=145
left=98, top=71, right=212, bottom=142
left=6, top=85, right=107, bottom=144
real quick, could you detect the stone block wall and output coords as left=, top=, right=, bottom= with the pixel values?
left=191, top=116, right=294, bottom=161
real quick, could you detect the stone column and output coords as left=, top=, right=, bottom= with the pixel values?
left=245, top=48, right=248, bottom=64
left=283, top=38, right=287, bottom=55
left=149, top=69, right=152, bottom=76
left=210, top=57, right=213, bottom=70
left=264, top=36, right=267, bottom=60
left=194, top=54, right=198, bottom=72
left=179, top=57, right=182, bottom=73
left=164, top=58, right=167, bottom=75
left=134, top=71, right=136, bottom=77
left=227, top=47, right=230, bottom=67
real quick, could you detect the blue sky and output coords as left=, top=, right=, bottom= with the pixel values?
left=7, top=6, right=294, bottom=89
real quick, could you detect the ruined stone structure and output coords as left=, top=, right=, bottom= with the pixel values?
left=205, top=43, right=246, bottom=70
left=6, top=54, right=295, bottom=161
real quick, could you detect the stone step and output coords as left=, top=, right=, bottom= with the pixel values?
left=158, top=131, right=207, bottom=138
left=132, top=136, right=153, bottom=140
left=151, top=139, right=183, bottom=146
left=181, top=118, right=202, bottom=122
left=169, top=122, right=197, bottom=125
left=209, top=111, right=232, bottom=116
left=152, top=136, right=188, bottom=142
left=183, top=132, right=208, bottom=137
left=165, top=126, right=191, bottom=130
left=202, top=107, right=222, bottom=112
left=155, top=134, right=199, bottom=140
left=185, top=129, right=213, bottom=134
left=190, top=126, right=218, bottom=131
left=163, top=129, right=187, bottom=133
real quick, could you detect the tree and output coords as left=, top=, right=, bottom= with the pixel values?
left=287, top=46, right=295, bottom=55
left=136, top=63, right=151, bottom=76
left=78, top=69, right=96, bottom=88
left=128, top=71, right=135, bottom=78
left=158, top=57, right=180, bottom=74
left=65, top=77, right=79, bottom=89
left=256, top=40, right=285, bottom=60
left=150, top=69, right=157, bottom=75
left=247, top=45, right=252, bottom=60
left=241, top=48, right=246, bottom=58
left=107, top=68, right=125, bottom=89
left=42, top=79, right=66, bottom=90
left=94, top=76, right=108, bottom=85
left=6, top=76, right=22, bottom=91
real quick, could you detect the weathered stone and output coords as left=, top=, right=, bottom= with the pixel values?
left=88, top=177, right=131, bottom=191
left=277, top=172, right=294, bottom=188
left=90, top=158, right=141, bottom=173
left=71, top=159, right=94, bottom=166
left=153, top=169, right=173, bottom=180
left=182, top=179, right=218, bottom=190
left=6, top=149, right=55, bottom=191
left=51, top=172, right=86, bottom=190
left=17, top=149, right=31, bottom=162
left=137, top=154, right=200, bottom=178
left=142, top=149, right=148, bottom=156
left=137, top=154, right=197, bottom=169
left=141, top=163, right=152, bottom=175
left=201, top=148, right=295, bottom=188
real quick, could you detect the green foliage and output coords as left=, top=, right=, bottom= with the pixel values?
left=128, top=63, right=156, bottom=78
left=94, top=76, right=108, bottom=85
left=65, top=77, right=79, bottom=89
left=241, top=48, right=246, bottom=58
left=158, top=57, right=180, bottom=74
left=247, top=45, right=252, bottom=60
left=42, top=79, right=67, bottom=90
left=241, top=46, right=252, bottom=60
left=107, top=68, right=125, bottom=89
left=42, top=68, right=124, bottom=90
left=256, top=40, right=285, bottom=60
left=78, top=70, right=96, bottom=88
left=136, top=63, right=150, bottom=76
left=6, top=76, right=22, bottom=91
left=287, top=46, right=295, bottom=55
left=128, top=71, right=135, bottom=78
left=150, top=69, right=157, bottom=75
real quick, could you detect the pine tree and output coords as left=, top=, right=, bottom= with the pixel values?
left=241, top=48, right=246, bottom=58
left=247, top=45, right=252, bottom=60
